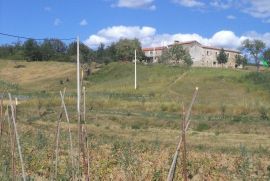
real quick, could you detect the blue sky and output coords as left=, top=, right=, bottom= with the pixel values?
left=0, top=0, right=269, bottom=49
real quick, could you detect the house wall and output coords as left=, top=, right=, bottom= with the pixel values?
left=144, top=49, right=163, bottom=63
left=182, top=43, right=205, bottom=66
left=201, top=48, right=238, bottom=68
left=143, top=42, right=240, bottom=67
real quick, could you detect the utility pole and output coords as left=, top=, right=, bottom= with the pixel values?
left=135, top=49, right=137, bottom=90
left=76, top=36, right=81, bottom=176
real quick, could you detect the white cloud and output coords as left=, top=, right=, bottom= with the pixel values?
left=210, top=0, right=233, bottom=9
left=54, top=18, right=62, bottom=26
left=84, top=25, right=270, bottom=49
left=172, top=0, right=270, bottom=22
left=242, top=0, right=270, bottom=19
left=80, top=19, right=88, bottom=26
left=113, top=0, right=156, bottom=10
left=84, top=26, right=156, bottom=48
left=173, top=0, right=205, bottom=7
left=227, top=15, right=236, bottom=20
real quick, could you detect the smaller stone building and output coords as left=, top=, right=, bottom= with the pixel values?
left=142, top=40, right=241, bottom=68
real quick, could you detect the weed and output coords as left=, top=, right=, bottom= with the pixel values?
left=195, top=123, right=210, bottom=132
left=36, top=130, right=48, bottom=150
left=259, top=107, right=269, bottom=120
left=152, top=169, right=162, bottom=181
left=238, top=144, right=252, bottom=180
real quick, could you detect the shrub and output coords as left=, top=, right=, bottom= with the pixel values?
left=259, top=107, right=269, bottom=120
left=195, top=123, right=210, bottom=131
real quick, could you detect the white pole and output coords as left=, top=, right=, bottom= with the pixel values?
left=76, top=36, right=81, bottom=175
left=135, top=49, right=137, bottom=90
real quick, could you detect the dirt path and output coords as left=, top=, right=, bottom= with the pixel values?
left=168, top=71, right=188, bottom=96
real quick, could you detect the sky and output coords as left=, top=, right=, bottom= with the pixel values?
left=0, top=0, right=270, bottom=50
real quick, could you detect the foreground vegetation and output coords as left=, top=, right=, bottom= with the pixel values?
left=0, top=60, right=270, bottom=180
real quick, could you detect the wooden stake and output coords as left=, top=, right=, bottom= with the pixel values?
left=60, top=90, right=75, bottom=180
left=50, top=89, right=66, bottom=180
left=167, top=87, right=198, bottom=181
left=0, top=96, right=3, bottom=136
left=8, top=93, right=26, bottom=181
left=6, top=106, right=16, bottom=181
left=182, top=105, right=188, bottom=181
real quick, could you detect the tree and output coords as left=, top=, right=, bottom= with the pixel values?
left=159, top=45, right=193, bottom=66
left=263, top=48, right=270, bottom=62
left=23, top=39, right=42, bottom=61
left=235, top=54, right=248, bottom=68
left=67, top=41, right=95, bottom=62
left=241, top=39, right=266, bottom=72
left=159, top=48, right=172, bottom=64
left=40, top=39, right=54, bottom=61
left=114, top=39, right=144, bottom=61
left=217, top=48, right=228, bottom=67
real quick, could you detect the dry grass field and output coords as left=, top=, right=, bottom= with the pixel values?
left=0, top=60, right=270, bottom=180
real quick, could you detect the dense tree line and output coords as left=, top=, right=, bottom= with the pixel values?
left=0, top=38, right=145, bottom=63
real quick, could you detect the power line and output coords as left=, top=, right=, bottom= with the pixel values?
left=0, top=32, right=76, bottom=41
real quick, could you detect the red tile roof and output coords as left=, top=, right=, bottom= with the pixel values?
left=142, top=40, right=240, bottom=53
left=201, top=45, right=240, bottom=53
left=142, top=46, right=166, bottom=51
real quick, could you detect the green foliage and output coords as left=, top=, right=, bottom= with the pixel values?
left=241, top=39, right=266, bottom=72
left=0, top=79, right=19, bottom=91
left=263, top=48, right=270, bottom=61
left=24, top=39, right=43, bottom=61
left=36, top=130, right=48, bottom=149
left=114, top=39, right=144, bottom=61
left=67, top=41, right=95, bottom=62
left=244, top=72, right=270, bottom=90
left=235, top=54, right=248, bottom=67
left=238, top=145, right=251, bottom=180
left=195, top=123, right=210, bottom=131
left=259, top=107, right=269, bottom=120
left=159, top=45, right=193, bottom=66
left=217, top=48, right=228, bottom=66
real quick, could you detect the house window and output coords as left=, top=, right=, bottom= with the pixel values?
left=216, top=52, right=218, bottom=57
left=207, top=51, right=209, bottom=56
left=150, top=51, right=153, bottom=55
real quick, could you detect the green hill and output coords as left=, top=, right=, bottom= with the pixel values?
left=0, top=60, right=270, bottom=180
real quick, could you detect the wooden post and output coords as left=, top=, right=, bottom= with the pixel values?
left=167, top=87, right=199, bottom=181
left=6, top=106, right=16, bottom=181
left=0, top=96, right=3, bottom=136
left=182, top=106, right=187, bottom=181
left=8, top=93, right=26, bottom=181
left=60, top=90, right=75, bottom=180
left=50, top=89, right=66, bottom=180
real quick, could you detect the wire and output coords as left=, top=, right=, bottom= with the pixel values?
left=0, top=32, right=76, bottom=41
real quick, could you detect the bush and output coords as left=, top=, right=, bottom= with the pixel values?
left=259, top=107, right=269, bottom=120
left=195, top=123, right=210, bottom=131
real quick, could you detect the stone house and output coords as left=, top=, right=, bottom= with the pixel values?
left=142, top=40, right=241, bottom=68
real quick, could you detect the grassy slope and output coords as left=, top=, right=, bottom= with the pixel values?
left=0, top=60, right=270, bottom=180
